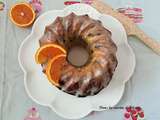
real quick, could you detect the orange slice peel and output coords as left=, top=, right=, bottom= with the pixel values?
left=35, top=44, right=66, bottom=64
left=9, top=2, right=36, bottom=27
left=46, top=54, right=66, bottom=86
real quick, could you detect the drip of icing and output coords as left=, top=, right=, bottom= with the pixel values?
left=91, top=87, right=98, bottom=95
left=97, top=57, right=108, bottom=68
left=82, top=72, right=92, bottom=84
left=75, top=91, right=81, bottom=97
left=94, top=69, right=102, bottom=78
left=62, top=78, right=74, bottom=91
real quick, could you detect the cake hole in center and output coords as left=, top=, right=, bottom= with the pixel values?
left=67, top=46, right=89, bottom=67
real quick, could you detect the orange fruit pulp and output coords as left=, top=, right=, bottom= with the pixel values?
left=46, top=54, right=66, bottom=86
left=35, top=44, right=66, bottom=64
left=9, top=3, right=36, bottom=27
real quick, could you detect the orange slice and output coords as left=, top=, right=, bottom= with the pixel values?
left=35, top=44, right=66, bottom=64
left=46, top=54, right=66, bottom=86
left=9, top=3, right=36, bottom=27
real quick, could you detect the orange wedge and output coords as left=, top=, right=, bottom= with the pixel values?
left=9, top=3, right=36, bottom=27
left=46, top=54, right=66, bottom=86
left=35, top=44, right=66, bottom=64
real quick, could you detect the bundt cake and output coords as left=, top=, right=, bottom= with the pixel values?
left=39, top=13, right=118, bottom=97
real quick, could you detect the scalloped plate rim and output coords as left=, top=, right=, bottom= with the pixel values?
left=18, top=4, right=136, bottom=119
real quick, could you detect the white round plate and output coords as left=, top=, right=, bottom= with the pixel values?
left=18, top=4, right=136, bottom=119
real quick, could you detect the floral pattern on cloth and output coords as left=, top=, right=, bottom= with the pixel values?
left=28, top=0, right=42, bottom=16
left=124, top=106, right=145, bottom=120
left=64, top=0, right=143, bottom=23
left=64, top=0, right=92, bottom=5
left=24, top=107, right=42, bottom=120
left=117, top=7, right=143, bottom=23
left=0, top=0, right=5, bottom=11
